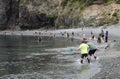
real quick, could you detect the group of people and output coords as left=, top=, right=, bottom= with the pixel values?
left=78, top=29, right=109, bottom=64
left=78, top=39, right=98, bottom=64
left=97, top=30, right=109, bottom=43
left=91, top=30, right=109, bottom=44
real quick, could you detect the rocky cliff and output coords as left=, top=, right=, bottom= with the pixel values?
left=0, top=0, right=120, bottom=30
left=0, top=0, right=19, bottom=30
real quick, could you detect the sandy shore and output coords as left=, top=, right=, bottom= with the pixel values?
left=0, top=24, right=120, bottom=79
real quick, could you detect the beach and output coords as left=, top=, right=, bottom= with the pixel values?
left=0, top=24, right=120, bottom=79
left=91, top=37, right=120, bottom=78
left=91, top=43, right=120, bottom=79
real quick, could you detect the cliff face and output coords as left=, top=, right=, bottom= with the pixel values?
left=0, top=0, right=120, bottom=30
left=82, top=3, right=120, bottom=27
left=0, top=0, right=19, bottom=30
left=19, top=0, right=63, bottom=30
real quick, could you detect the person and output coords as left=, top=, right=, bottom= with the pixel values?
left=87, top=41, right=98, bottom=59
left=67, top=33, right=69, bottom=38
left=91, top=34, right=95, bottom=40
left=105, top=31, right=108, bottom=42
left=101, top=30, right=104, bottom=40
left=78, top=40, right=90, bottom=64
left=82, top=38, right=87, bottom=42
left=97, top=34, right=102, bottom=44
left=90, top=30, right=93, bottom=35
left=72, top=32, right=74, bottom=36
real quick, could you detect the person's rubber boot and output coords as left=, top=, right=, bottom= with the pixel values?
left=81, top=60, right=83, bottom=64
left=87, top=58, right=90, bottom=63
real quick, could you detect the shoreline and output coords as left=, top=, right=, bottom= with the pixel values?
left=91, top=39, right=120, bottom=79
left=0, top=24, right=120, bottom=37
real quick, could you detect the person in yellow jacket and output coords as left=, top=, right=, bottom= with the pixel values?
left=78, top=40, right=90, bottom=64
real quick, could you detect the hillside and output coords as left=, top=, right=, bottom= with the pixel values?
left=0, top=0, right=120, bottom=30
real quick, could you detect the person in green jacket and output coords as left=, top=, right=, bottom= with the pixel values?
left=78, top=40, right=90, bottom=64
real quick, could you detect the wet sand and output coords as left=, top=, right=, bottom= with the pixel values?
left=91, top=24, right=120, bottom=79
left=91, top=36, right=120, bottom=79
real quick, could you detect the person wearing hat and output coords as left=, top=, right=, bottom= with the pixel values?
left=78, top=40, right=90, bottom=64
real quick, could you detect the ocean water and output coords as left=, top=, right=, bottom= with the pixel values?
left=0, top=35, right=101, bottom=79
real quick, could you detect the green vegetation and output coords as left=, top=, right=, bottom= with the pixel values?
left=61, top=0, right=120, bottom=9
left=61, top=0, right=69, bottom=8
left=116, top=0, right=120, bottom=3
left=20, top=0, right=26, bottom=6
left=112, top=12, right=117, bottom=17
left=105, top=0, right=120, bottom=3
left=61, top=0, right=96, bottom=9
left=47, top=13, right=56, bottom=19
left=46, top=13, right=57, bottom=26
